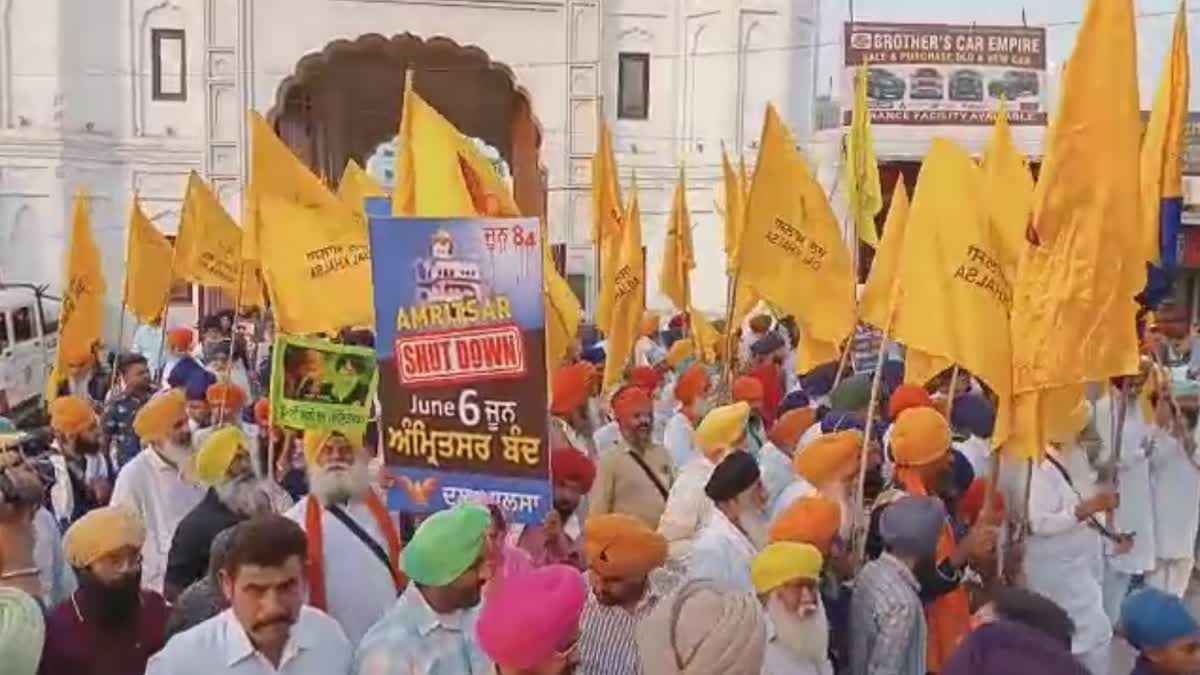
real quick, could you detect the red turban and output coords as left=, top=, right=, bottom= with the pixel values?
left=551, top=447, right=596, bottom=492
left=957, top=478, right=1005, bottom=527
left=888, top=384, right=933, bottom=420
left=167, top=328, right=194, bottom=352
left=206, top=382, right=246, bottom=409
left=628, top=366, right=660, bottom=393
left=611, top=386, right=652, bottom=425
left=733, top=376, right=764, bottom=404
left=551, top=363, right=593, bottom=416
left=674, top=364, right=709, bottom=406
left=253, top=398, right=271, bottom=426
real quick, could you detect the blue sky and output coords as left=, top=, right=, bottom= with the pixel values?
left=816, top=0, right=1197, bottom=107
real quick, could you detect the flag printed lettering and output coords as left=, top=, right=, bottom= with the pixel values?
left=953, top=244, right=1012, bottom=309
left=765, top=217, right=828, bottom=271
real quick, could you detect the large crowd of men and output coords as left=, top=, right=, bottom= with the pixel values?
left=2, top=310, right=1200, bottom=675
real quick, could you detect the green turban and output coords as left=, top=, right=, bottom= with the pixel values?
left=401, top=503, right=491, bottom=587
left=829, top=373, right=873, bottom=413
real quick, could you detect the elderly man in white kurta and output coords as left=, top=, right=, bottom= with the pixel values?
left=285, top=430, right=402, bottom=644
left=110, top=389, right=206, bottom=593
left=1147, top=399, right=1200, bottom=597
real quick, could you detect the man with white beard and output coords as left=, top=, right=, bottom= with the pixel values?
left=164, top=426, right=274, bottom=600
left=751, top=541, right=835, bottom=675
left=286, top=429, right=404, bottom=644
left=688, top=450, right=769, bottom=594
left=110, top=389, right=206, bottom=594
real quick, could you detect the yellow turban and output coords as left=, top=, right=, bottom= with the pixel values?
left=583, top=514, right=667, bottom=577
left=665, top=339, right=695, bottom=368
left=47, top=396, right=96, bottom=437
left=303, top=428, right=363, bottom=466
left=63, top=506, right=145, bottom=568
left=751, top=542, right=823, bottom=595
left=890, top=406, right=951, bottom=467
left=195, top=426, right=248, bottom=485
left=794, top=430, right=862, bottom=486
left=694, top=402, right=750, bottom=458
left=1048, top=399, right=1093, bottom=445
left=132, top=389, right=187, bottom=444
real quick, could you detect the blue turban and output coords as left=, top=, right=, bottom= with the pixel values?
left=580, top=346, right=606, bottom=366
left=167, top=356, right=205, bottom=390
left=183, top=370, right=217, bottom=402
left=950, top=450, right=975, bottom=496
left=778, top=390, right=811, bottom=417
left=801, top=362, right=840, bottom=398
left=822, top=412, right=883, bottom=446
left=951, top=395, right=996, bottom=439
left=1121, top=587, right=1200, bottom=651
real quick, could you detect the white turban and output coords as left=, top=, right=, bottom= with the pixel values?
left=0, top=588, right=45, bottom=675
left=636, top=579, right=767, bottom=675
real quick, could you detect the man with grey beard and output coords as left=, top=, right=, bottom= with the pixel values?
left=751, top=542, right=835, bottom=675
left=285, top=429, right=404, bottom=644
left=165, top=426, right=274, bottom=600
left=688, top=450, right=770, bottom=594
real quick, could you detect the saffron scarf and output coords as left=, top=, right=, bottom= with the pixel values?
left=304, top=491, right=405, bottom=610
left=895, top=468, right=972, bottom=673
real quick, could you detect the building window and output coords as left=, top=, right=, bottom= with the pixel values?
left=151, top=28, right=187, bottom=101
left=617, top=53, right=650, bottom=120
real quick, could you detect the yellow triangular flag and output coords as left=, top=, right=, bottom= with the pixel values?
left=1009, top=0, right=1143, bottom=458
left=1140, top=1, right=1189, bottom=267
left=689, top=310, right=722, bottom=364
left=861, top=180, right=910, bottom=330
left=393, top=75, right=519, bottom=218
left=593, top=123, right=624, bottom=334
left=124, top=198, right=174, bottom=324
left=982, top=99, right=1034, bottom=277
left=659, top=168, right=694, bottom=312
left=845, top=67, right=883, bottom=248
left=56, top=190, right=106, bottom=373
left=543, top=232, right=582, bottom=370
left=337, top=158, right=386, bottom=212
left=603, top=176, right=646, bottom=389
left=175, top=172, right=243, bottom=294
left=721, top=147, right=745, bottom=268
left=740, top=104, right=855, bottom=352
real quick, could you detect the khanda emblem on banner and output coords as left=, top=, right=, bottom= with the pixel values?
left=458, top=153, right=506, bottom=217
left=397, top=474, right=438, bottom=506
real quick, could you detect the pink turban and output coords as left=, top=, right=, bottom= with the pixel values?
left=477, top=564, right=587, bottom=669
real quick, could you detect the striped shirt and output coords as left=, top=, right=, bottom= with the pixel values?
left=849, top=553, right=926, bottom=675
left=353, top=584, right=490, bottom=675
left=578, top=568, right=684, bottom=675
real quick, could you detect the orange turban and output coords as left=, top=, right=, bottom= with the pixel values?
left=639, top=312, right=660, bottom=337
left=733, top=376, right=764, bottom=404
left=611, top=386, right=652, bottom=425
left=769, top=496, right=842, bottom=555
left=551, top=363, right=592, bottom=416
left=206, top=382, right=246, bottom=409
left=888, top=384, right=933, bottom=420
left=133, top=389, right=188, bottom=444
left=253, top=398, right=271, bottom=426
left=768, top=409, right=816, bottom=451
left=628, top=366, right=660, bottom=393
left=167, top=328, right=194, bottom=352
left=583, top=514, right=667, bottom=577
left=793, top=430, right=862, bottom=486
left=48, top=396, right=96, bottom=437
left=674, top=364, right=709, bottom=406
left=891, top=407, right=951, bottom=467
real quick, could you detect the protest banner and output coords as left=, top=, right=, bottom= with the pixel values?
left=367, top=200, right=550, bottom=525
left=269, top=334, right=378, bottom=430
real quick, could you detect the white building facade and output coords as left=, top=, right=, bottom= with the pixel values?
left=0, top=0, right=819, bottom=341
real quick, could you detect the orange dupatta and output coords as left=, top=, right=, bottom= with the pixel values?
left=305, top=491, right=406, bottom=611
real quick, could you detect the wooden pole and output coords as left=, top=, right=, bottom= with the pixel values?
left=213, top=263, right=247, bottom=426
left=945, top=365, right=961, bottom=419
left=151, top=253, right=179, bottom=387
left=852, top=309, right=892, bottom=566
left=831, top=329, right=855, bottom=390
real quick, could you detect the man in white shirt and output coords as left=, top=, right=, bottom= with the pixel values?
left=663, top=364, right=711, bottom=469
left=752, top=542, right=835, bottom=675
left=1146, top=394, right=1200, bottom=597
left=147, top=516, right=353, bottom=674
left=688, top=450, right=769, bottom=594
left=286, top=430, right=402, bottom=644
left=111, top=389, right=206, bottom=593
left=632, top=312, right=664, bottom=368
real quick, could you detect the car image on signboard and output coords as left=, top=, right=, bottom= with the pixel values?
left=948, top=69, right=984, bottom=102
left=909, top=67, right=944, bottom=100
left=988, top=70, right=1040, bottom=100
left=866, top=68, right=906, bottom=101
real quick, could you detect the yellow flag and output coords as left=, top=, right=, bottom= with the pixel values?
left=861, top=180, right=910, bottom=330
left=659, top=168, right=694, bottom=311
left=796, top=332, right=841, bottom=375
left=543, top=222, right=583, bottom=370
left=236, top=261, right=266, bottom=311
left=393, top=76, right=519, bottom=218
left=175, top=172, right=243, bottom=294
left=337, top=158, right=385, bottom=213
left=891, top=139, right=1012, bottom=445
left=740, top=104, right=855, bottom=350
left=1009, top=0, right=1143, bottom=458
left=845, top=67, right=883, bottom=248
left=982, top=99, right=1035, bottom=277
left=56, top=190, right=106, bottom=370
left=603, top=177, right=646, bottom=389
left=1140, top=1, right=1189, bottom=266
left=721, top=147, right=745, bottom=268
left=689, top=310, right=721, bottom=363
left=123, top=198, right=173, bottom=324
left=593, top=123, right=624, bottom=334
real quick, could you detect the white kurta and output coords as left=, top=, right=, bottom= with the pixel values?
left=285, top=496, right=397, bottom=645
left=688, top=509, right=758, bottom=594
left=663, top=411, right=697, bottom=469
left=1023, top=449, right=1111, bottom=658
left=592, top=422, right=621, bottom=457
left=1149, top=426, right=1200, bottom=561
left=759, top=443, right=796, bottom=515
left=658, top=456, right=718, bottom=562
left=1094, top=396, right=1156, bottom=574
left=952, top=435, right=991, bottom=480
left=110, top=448, right=206, bottom=593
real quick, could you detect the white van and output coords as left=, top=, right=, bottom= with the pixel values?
left=0, top=285, right=59, bottom=424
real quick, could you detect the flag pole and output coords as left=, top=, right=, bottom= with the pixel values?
left=851, top=306, right=892, bottom=567
left=213, top=262, right=248, bottom=427
left=152, top=249, right=180, bottom=387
